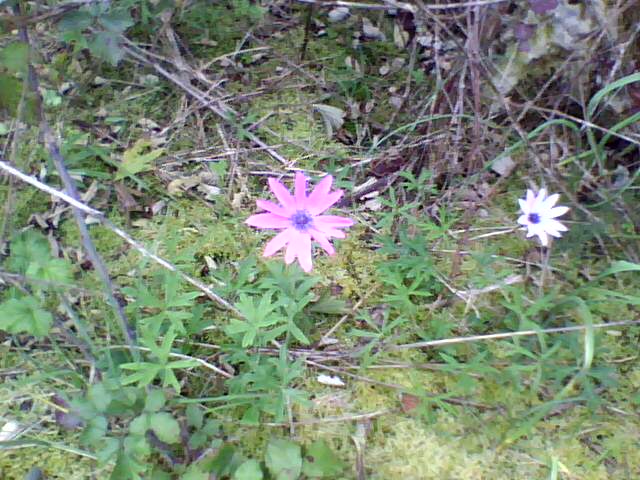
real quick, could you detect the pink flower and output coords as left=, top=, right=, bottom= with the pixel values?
left=246, top=172, right=354, bottom=272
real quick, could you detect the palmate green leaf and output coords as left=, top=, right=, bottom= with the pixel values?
left=288, top=323, right=310, bottom=345
left=0, top=296, right=53, bottom=337
left=58, top=9, right=94, bottom=32
left=25, top=258, right=73, bottom=285
left=98, top=9, right=134, bottom=33
left=265, top=439, right=302, bottom=480
left=8, top=231, right=50, bottom=274
left=88, top=31, right=125, bottom=66
left=116, top=138, right=165, bottom=180
left=120, top=362, right=163, bottom=388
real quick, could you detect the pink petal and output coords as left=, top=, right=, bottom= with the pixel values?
left=256, top=199, right=292, bottom=217
left=294, top=171, right=308, bottom=207
left=308, top=190, right=344, bottom=215
left=314, top=215, right=354, bottom=228
left=310, top=229, right=335, bottom=255
left=246, top=213, right=291, bottom=229
left=547, top=206, right=569, bottom=218
left=285, top=230, right=300, bottom=264
left=315, top=226, right=346, bottom=239
left=263, top=229, right=294, bottom=257
left=307, top=175, right=333, bottom=209
left=268, top=177, right=296, bottom=211
left=296, top=233, right=313, bottom=272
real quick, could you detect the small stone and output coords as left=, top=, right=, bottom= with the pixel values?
left=328, top=7, right=350, bottom=23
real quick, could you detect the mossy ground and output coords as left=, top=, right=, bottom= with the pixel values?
left=2, top=1, right=640, bottom=478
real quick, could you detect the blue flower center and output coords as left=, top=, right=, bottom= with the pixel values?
left=290, top=210, right=313, bottom=231
left=528, top=213, right=541, bottom=224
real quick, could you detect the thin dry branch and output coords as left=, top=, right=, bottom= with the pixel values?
left=15, top=10, right=138, bottom=355
left=294, top=0, right=508, bottom=12
left=391, top=319, right=640, bottom=351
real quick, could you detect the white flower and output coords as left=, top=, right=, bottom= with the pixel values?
left=517, top=188, right=569, bottom=246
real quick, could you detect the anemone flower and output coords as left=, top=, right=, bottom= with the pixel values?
left=517, top=188, right=569, bottom=247
left=246, top=172, right=353, bottom=272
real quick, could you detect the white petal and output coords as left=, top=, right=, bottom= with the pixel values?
left=537, top=230, right=549, bottom=246
left=544, top=218, right=568, bottom=233
left=533, top=188, right=547, bottom=210
left=518, top=198, right=529, bottom=214
left=526, top=189, right=535, bottom=206
left=540, top=193, right=560, bottom=211
left=547, top=206, right=569, bottom=218
left=517, top=214, right=530, bottom=226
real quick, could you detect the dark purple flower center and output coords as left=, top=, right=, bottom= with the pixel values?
left=290, top=210, right=313, bottom=231
left=528, top=213, right=541, bottom=224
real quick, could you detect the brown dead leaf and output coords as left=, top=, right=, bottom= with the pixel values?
left=400, top=393, right=421, bottom=413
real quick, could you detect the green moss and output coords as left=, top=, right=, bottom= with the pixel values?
left=0, top=449, right=97, bottom=479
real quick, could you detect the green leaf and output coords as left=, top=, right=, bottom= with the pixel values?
left=144, top=389, right=166, bottom=412
left=587, top=72, right=640, bottom=117
left=88, top=383, right=112, bottom=412
left=0, top=74, right=22, bottom=115
left=96, top=437, right=120, bottom=464
left=129, top=414, right=150, bottom=436
left=598, top=260, right=640, bottom=278
left=112, top=449, right=146, bottom=479
left=265, top=439, right=302, bottom=480
left=233, top=459, right=263, bottom=480
left=149, top=412, right=180, bottom=444
left=181, top=466, right=208, bottom=480
left=0, top=42, right=29, bottom=73
left=116, top=138, right=164, bottom=180
left=309, top=295, right=347, bottom=315
left=120, top=362, right=162, bottom=388
left=302, top=441, right=345, bottom=477
left=58, top=9, right=94, bottom=32
left=203, top=444, right=238, bottom=476
left=8, top=231, right=50, bottom=274
left=288, top=323, right=310, bottom=345
left=88, top=31, right=125, bottom=66
left=185, top=404, right=203, bottom=429
left=80, top=416, right=107, bottom=444
left=0, top=297, right=53, bottom=337
left=98, top=9, right=134, bottom=33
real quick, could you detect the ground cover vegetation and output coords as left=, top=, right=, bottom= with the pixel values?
left=0, top=0, right=639, bottom=478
